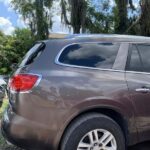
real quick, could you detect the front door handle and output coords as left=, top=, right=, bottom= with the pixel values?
left=135, top=87, right=150, bottom=93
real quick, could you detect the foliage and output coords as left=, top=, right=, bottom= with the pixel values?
left=11, top=0, right=53, bottom=40
left=85, top=0, right=114, bottom=33
left=139, top=0, right=150, bottom=36
left=61, top=0, right=88, bottom=33
left=0, top=98, right=8, bottom=119
left=114, top=0, right=128, bottom=33
left=10, top=0, right=150, bottom=36
left=0, top=28, right=35, bottom=74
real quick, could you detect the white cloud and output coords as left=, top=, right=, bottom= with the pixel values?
left=52, top=15, right=71, bottom=33
left=110, top=0, right=115, bottom=6
left=0, top=17, right=15, bottom=35
left=51, top=0, right=71, bottom=33
left=0, top=0, right=70, bottom=33
left=133, top=0, right=140, bottom=8
left=17, top=15, right=27, bottom=28
left=0, top=0, right=11, bottom=5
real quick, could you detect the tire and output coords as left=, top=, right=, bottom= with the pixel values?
left=61, top=113, right=125, bottom=150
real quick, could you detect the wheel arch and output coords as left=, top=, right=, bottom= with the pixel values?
left=58, top=107, right=130, bottom=150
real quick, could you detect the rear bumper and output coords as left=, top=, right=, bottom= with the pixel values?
left=1, top=107, right=54, bottom=150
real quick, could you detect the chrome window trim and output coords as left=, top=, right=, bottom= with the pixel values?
left=55, top=42, right=150, bottom=75
left=125, top=70, right=150, bottom=75
left=55, top=42, right=126, bottom=73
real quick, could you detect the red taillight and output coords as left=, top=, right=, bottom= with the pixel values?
left=9, top=74, right=41, bottom=92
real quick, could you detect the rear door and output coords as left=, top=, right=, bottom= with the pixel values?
left=125, top=43, right=150, bottom=141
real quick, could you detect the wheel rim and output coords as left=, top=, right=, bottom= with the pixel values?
left=77, top=129, right=117, bottom=150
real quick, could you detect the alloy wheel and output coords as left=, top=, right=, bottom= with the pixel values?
left=77, top=129, right=117, bottom=150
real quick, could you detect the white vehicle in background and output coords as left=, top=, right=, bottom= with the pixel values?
left=0, top=76, right=6, bottom=85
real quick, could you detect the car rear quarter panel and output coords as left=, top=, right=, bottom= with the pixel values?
left=47, top=65, right=137, bottom=147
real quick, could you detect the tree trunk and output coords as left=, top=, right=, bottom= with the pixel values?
left=70, top=0, right=81, bottom=33
left=35, top=0, right=47, bottom=40
left=73, top=26, right=81, bottom=33
left=61, top=0, right=87, bottom=34
left=140, top=0, right=150, bottom=36
left=115, top=0, right=128, bottom=33
left=70, top=0, right=87, bottom=34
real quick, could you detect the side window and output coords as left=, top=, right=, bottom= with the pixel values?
left=126, top=44, right=150, bottom=72
left=58, top=43, right=120, bottom=69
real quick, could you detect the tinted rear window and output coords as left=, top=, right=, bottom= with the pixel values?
left=58, top=43, right=120, bottom=69
left=126, top=44, right=150, bottom=72
left=19, top=43, right=45, bottom=67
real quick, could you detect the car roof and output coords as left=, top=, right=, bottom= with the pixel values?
left=67, top=34, right=150, bottom=43
left=46, top=34, right=150, bottom=43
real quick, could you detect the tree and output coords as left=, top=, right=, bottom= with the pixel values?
left=12, top=28, right=36, bottom=57
left=125, top=0, right=150, bottom=36
left=85, top=0, right=114, bottom=33
left=11, top=0, right=53, bottom=40
left=114, top=0, right=135, bottom=33
left=61, top=0, right=88, bottom=33
left=139, top=0, right=150, bottom=36
left=114, top=0, right=128, bottom=33
left=0, top=28, right=35, bottom=74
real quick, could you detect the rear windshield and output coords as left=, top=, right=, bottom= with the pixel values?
left=19, top=43, right=45, bottom=67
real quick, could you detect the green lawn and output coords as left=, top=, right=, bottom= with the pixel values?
left=0, top=98, right=9, bottom=118
left=0, top=98, right=9, bottom=147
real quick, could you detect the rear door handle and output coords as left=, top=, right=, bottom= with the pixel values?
left=135, top=87, right=150, bottom=93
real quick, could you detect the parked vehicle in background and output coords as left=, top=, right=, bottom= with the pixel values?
left=0, top=76, right=7, bottom=106
left=2, top=34, right=150, bottom=150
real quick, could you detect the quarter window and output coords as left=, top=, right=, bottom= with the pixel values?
left=58, top=43, right=120, bottom=69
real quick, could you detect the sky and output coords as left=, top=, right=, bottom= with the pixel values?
left=0, top=0, right=69, bottom=35
left=0, top=0, right=139, bottom=35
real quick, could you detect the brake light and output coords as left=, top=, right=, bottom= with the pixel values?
left=9, top=74, right=41, bottom=92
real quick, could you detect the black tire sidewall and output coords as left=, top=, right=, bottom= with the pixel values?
left=61, top=114, right=125, bottom=150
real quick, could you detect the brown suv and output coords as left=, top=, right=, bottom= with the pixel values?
left=2, top=34, right=150, bottom=150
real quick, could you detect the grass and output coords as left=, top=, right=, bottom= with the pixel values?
left=0, top=98, right=9, bottom=148
left=0, top=98, right=9, bottom=118
left=0, top=98, right=9, bottom=147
